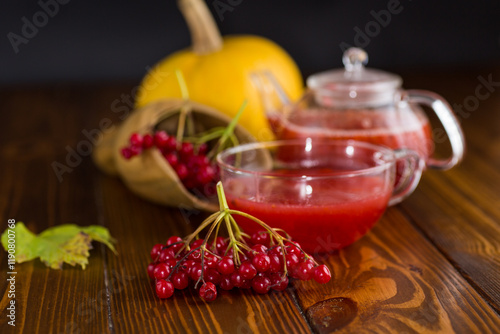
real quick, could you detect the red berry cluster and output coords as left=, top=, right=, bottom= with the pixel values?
left=148, top=231, right=331, bottom=301
left=120, top=131, right=218, bottom=193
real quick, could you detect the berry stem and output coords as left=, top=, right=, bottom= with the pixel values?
left=207, top=100, right=247, bottom=160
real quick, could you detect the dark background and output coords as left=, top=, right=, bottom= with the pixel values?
left=1, top=0, right=499, bottom=85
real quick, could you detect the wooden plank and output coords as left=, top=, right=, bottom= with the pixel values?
left=291, top=208, right=500, bottom=333
left=97, top=175, right=311, bottom=333
left=400, top=169, right=500, bottom=313
left=0, top=86, right=111, bottom=333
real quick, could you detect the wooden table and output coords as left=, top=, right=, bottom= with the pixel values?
left=1, top=67, right=499, bottom=333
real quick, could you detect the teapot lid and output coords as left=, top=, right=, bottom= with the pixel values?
left=306, top=48, right=403, bottom=107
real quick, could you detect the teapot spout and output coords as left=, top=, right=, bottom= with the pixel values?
left=250, top=71, right=291, bottom=115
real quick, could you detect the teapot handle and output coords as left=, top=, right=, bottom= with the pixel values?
left=405, top=90, right=466, bottom=170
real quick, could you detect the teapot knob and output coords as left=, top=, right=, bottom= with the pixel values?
left=342, top=48, right=368, bottom=72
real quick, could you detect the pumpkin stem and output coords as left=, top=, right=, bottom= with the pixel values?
left=178, top=0, right=223, bottom=54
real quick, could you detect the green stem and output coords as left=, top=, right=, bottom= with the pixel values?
left=217, top=181, right=230, bottom=212
left=207, top=100, right=247, bottom=160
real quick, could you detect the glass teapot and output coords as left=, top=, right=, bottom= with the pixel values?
left=251, top=47, right=465, bottom=171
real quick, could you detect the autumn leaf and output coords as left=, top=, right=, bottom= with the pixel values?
left=1, top=222, right=117, bottom=269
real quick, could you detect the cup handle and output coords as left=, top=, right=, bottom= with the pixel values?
left=405, top=89, right=466, bottom=170
left=389, top=149, right=424, bottom=206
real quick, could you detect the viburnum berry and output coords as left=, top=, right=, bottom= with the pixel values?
left=166, top=236, right=183, bottom=253
left=204, top=268, right=222, bottom=285
left=239, top=262, right=257, bottom=280
left=295, top=260, right=315, bottom=281
left=147, top=263, right=156, bottom=279
left=150, top=243, right=164, bottom=262
left=121, top=147, right=133, bottom=160
left=217, top=256, right=235, bottom=275
left=146, top=181, right=333, bottom=303
left=153, top=263, right=171, bottom=280
left=164, top=153, right=179, bottom=168
left=268, top=253, right=284, bottom=273
left=269, top=273, right=289, bottom=291
left=251, top=231, right=271, bottom=247
left=220, top=275, right=234, bottom=291
left=250, top=244, right=268, bottom=256
left=156, top=279, right=174, bottom=299
left=175, top=164, right=189, bottom=180
left=230, top=271, right=244, bottom=288
left=142, top=133, right=154, bottom=149
left=129, top=133, right=143, bottom=147
left=158, top=248, right=175, bottom=262
left=252, top=253, right=271, bottom=272
left=199, top=282, right=217, bottom=302
left=172, top=272, right=189, bottom=290
left=251, top=274, right=271, bottom=294
left=154, top=131, right=169, bottom=149
left=313, top=265, right=332, bottom=284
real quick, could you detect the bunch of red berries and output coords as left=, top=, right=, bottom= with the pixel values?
left=120, top=131, right=218, bottom=194
left=148, top=230, right=331, bottom=301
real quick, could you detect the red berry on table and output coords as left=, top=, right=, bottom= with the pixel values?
left=230, top=271, right=244, bottom=288
left=269, top=273, right=289, bottom=291
left=172, top=272, right=189, bottom=290
left=251, top=231, right=271, bottom=247
left=191, top=239, right=204, bottom=249
left=252, top=253, right=271, bottom=272
left=189, top=262, right=203, bottom=281
left=239, top=261, right=257, bottom=280
left=313, top=265, right=331, bottom=284
left=142, top=133, right=154, bottom=149
left=220, top=275, right=234, bottom=291
left=156, top=279, right=174, bottom=299
left=215, top=237, right=227, bottom=255
left=217, top=256, right=235, bottom=275
left=251, top=274, right=271, bottom=294
left=250, top=244, right=268, bottom=256
left=147, top=263, right=156, bottom=279
left=204, top=268, right=222, bottom=285
left=130, top=133, right=143, bottom=147
left=240, top=279, right=252, bottom=289
left=153, top=262, right=171, bottom=280
left=296, top=260, right=315, bottom=281
left=285, top=253, right=300, bottom=269
left=268, top=253, right=284, bottom=273
left=158, top=248, right=175, bottom=262
left=286, top=243, right=304, bottom=261
left=150, top=243, right=164, bottom=262
left=199, top=282, right=217, bottom=302
left=268, top=245, right=282, bottom=256
left=204, top=254, right=219, bottom=269
left=166, top=236, right=183, bottom=252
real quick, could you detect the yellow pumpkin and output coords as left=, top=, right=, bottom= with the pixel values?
left=136, top=0, right=303, bottom=141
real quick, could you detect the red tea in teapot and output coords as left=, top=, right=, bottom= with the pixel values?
left=268, top=107, right=433, bottom=161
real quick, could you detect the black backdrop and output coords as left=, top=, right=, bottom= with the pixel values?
left=1, top=0, right=499, bottom=84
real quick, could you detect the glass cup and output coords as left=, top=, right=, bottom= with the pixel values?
left=217, top=139, right=422, bottom=253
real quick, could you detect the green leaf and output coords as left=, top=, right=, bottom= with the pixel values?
left=1, top=223, right=117, bottom=270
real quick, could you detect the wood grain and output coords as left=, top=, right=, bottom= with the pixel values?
left=291, top=208, right=500, bottom=333
left=97, top=176, right=311, bottom=334
left=0, top=86, right=115, bottom=333
left=1, top=71, right=500, bottom=333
